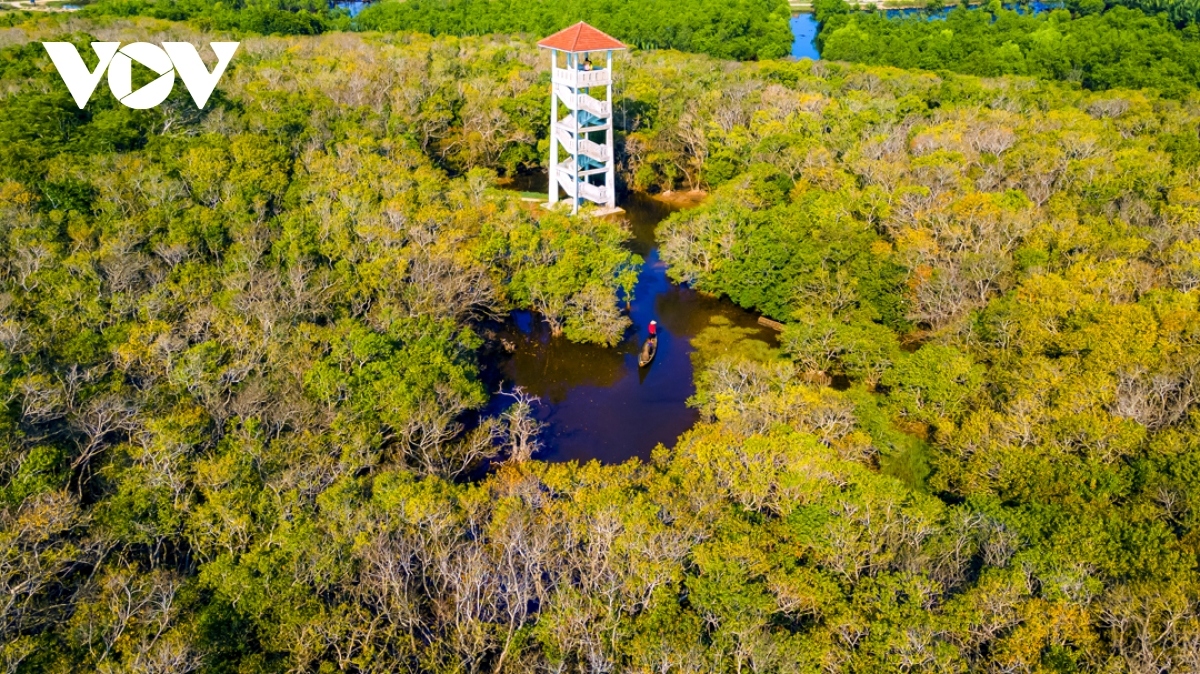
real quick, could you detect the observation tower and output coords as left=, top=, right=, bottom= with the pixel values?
left=537, top=22, right=626, bottom=213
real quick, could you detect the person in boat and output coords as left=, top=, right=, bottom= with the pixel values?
left=639, top=320, right=659, bottom=367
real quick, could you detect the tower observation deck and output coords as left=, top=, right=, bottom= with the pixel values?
left=537, top=22, right=626, bottom=213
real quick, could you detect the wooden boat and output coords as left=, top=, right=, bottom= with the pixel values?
left=638, top=335, right=658, bottom=368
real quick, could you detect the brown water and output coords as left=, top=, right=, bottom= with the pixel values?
left=484, top=181, right=772, bottom=464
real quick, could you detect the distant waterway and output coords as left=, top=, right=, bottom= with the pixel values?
left=330, top=0, right=369, bottom=16
left=791, top=13, right=821, bottom=60
left=882, top=1, right=1061, bottom=18
left=790, top=2, right=1061, bottom=60
left=483, top=180, right=773, bottom=465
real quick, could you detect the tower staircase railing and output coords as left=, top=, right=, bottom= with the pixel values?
left=553, top=84, right=611, bottom=118
left=557, top=112, right=607, bottom=133
left=556, top=171, right=607, bottom=204
left=553, top=127, right=611, bottom=163
left=558, top=158, right=607, bottom=176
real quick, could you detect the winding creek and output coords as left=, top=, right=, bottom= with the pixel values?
left=483, top=181, right=773, bottom=464
left=318, top=3, right=1069, bottom=462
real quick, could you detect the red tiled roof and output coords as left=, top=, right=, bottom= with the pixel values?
left=537, top=22, right=626, bottom=52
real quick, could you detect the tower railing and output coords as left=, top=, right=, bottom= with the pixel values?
left=552, top=67, right=611, bottom=88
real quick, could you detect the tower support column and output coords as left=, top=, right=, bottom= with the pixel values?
left=605, top=49, right=615, bottom=210
left=548, top=49, right=558, bottom=206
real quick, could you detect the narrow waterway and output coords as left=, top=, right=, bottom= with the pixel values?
left=790, top=2, right=1061, bottom=61
left=484, top=182, right=772, bottom=464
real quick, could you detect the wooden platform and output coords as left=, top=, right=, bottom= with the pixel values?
left=542, top=202, right=626, bottom=218
left=591, top=206, right=626, bottom=218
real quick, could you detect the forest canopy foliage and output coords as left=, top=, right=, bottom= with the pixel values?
left=6, top=10, right=1200, bottom=674
left=815, top=0, right=1200, bottom=96
left=354, top=0, right=794, bottom=60
left=76, top=0, right=351, bottom=35
left=73, top=0, right=794, bottom=60
left=1109, top=0, right=1200, bottom=27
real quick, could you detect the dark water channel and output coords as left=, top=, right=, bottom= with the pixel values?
left=483, top=181, right=772, bottom=464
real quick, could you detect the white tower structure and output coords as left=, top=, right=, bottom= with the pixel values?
left=537, top=23, right=626, bottom=213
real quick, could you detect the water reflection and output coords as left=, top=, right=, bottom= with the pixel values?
left=486, top=183, right=772, bottom=464
left=498, top=311, right=633, bottom=404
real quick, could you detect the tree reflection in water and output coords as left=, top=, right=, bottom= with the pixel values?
left=486, top=186, right=774, bottom=464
